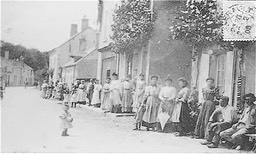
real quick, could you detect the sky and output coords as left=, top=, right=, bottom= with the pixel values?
left=1, top=0, right=98, bottom=51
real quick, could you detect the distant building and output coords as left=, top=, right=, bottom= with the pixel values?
left=62, top=48, right=98, bottom=88
left=49, top=16, right=97, bottom=84
left=0, top=51, right=34, bottom=86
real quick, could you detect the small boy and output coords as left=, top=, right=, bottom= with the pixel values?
left=59, top=104, right=73, bottom=136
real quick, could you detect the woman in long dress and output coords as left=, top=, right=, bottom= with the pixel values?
left=46, top=81, right=54, bottom=99
left=110, top=73, right=122, bottom=113
left=157, top=75, right=177, bottom=132
left=142, top=75, right=162, bottom=131
left=172, top=77, right=190, bottom=136
left=77, top=80, right=87, bottom=105
left=41, top=80, right=48, bottom=99
left=121, top=75, right=134, bottom=113
left=193, top=77, right=220, bottom=139
left=91, top=79, right=102, bottom=108
left=133, top=74, right=147, bottom=130
left=101, top=78, right=111, bottom=111
left=87, top=79, right=95, bottom=106
left=70, top=83, right=78, bottom=108
left=133, top=74, right=146, bottom=113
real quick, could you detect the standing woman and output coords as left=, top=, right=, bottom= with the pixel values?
left=110, top=73, right=122, bottom=113
left=133, top=74, right=146, bottom=113
left=172, top=77, right=190, bottom=136
left=101, top=78, right=111, bottom=112
left=41, top=80, right=48, bottom=99
left=87, top=79, right=95, bottom=106
left=77, top=80, right=87, bottom=105
left=121, top=75, right=134, bottom=113
left=91, top=79, right=102, bottom=108
left=193, top=77, right=220, bottom=139
left=70, top=83, right=78, bottom=108
left=157, top=75, right=177, bottom=132
left=142, top=76, right=162, bottom=131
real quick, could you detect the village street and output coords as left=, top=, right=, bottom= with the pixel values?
left=1, top=87, right=238, bottom=153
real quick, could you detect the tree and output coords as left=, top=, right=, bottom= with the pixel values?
left=1, top=40, right=49, bottom=71
left=111, top=0, right=155, bottom=53
left=1, top=40, right=49, bottom=83
left=169, top=0, right=236, bottom=60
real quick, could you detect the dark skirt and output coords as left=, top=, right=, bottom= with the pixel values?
left=111, top=104, right=122, bottom=113
left=135, top=105, right=146, bottom=122
left=179, top=101, right=191, bottom=133
left=142, top=121, right=157, bottom=129
left=88, top=90, right=94, bottom=103
left=194, top=100, right=216, bottom=138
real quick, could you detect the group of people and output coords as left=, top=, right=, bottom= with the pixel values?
left=40, top=80, right=69, bottom=101
left=41, top=73, right=256, bottom=151
left=132, top=75, right=256, bottom=151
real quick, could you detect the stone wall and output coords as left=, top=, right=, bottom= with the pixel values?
left=148, top=0, right=191, bottom=88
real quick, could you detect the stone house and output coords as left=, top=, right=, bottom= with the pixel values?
left=0, top=51, right=34, bottom=86
left=97, top=0, right=120, bottom=84
left=49, top=16, right=97, bottom=84
left=97, top=0, right=191, bottom=89
left=62, top=48, right=98, bottom=88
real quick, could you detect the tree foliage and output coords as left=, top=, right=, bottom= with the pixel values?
left=170, top=0, right=225, bottom=48
left=1, top=40, right=49, bottom=71
left=1, top=40, right=49, bottom=82
left=111, top=0, right=155, bottom=53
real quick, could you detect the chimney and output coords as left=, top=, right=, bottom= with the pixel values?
left=81, top=15, right=89, bottom=31
left=5, top=51, right=9, bottom=59
left=70, top=24, right=78, bottom=37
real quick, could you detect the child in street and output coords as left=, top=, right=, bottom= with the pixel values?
left=59, top=104, right=73, bottom=136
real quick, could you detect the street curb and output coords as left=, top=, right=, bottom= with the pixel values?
left=80, top=105, right=135, bottom=119
left=52, top=100, right=135, bottom=119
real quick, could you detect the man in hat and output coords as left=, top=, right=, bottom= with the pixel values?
left=200, top=96, right=238, bottom=148
left=220, top=93, right=256, bottom=150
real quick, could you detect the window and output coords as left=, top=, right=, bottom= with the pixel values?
left=216, top=54, right=226, bottom=95
left=79, top=37, right=87, bottom=51
left=106, top=70, right=110, bottom=78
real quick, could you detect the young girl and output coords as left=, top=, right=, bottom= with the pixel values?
left=59, top=104, right=73, bottom=136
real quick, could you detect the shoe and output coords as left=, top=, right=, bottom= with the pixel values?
left=207, top=143, right=218, bottom=148
left=201, top=141, right=212, bottom=145
left=230, top=145, right=237, bottom=149
left=61, top=131, right=67, bottom=136
left=146, top=127, right=150, bottom=131
left=235, top=145, right=242, bottom=150
left=175, top=132, right=185, bottom=137
left=133, top=123, right=138, bottom=130
left=138, top=122, right=142, bottom=130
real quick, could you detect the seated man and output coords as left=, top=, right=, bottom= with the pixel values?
left=201, top=96, right=238, bottom=148
left=220, top=93, right=256, bottom=150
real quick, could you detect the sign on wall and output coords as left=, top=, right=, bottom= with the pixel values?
left=223, top=1, right=256, bottom=41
